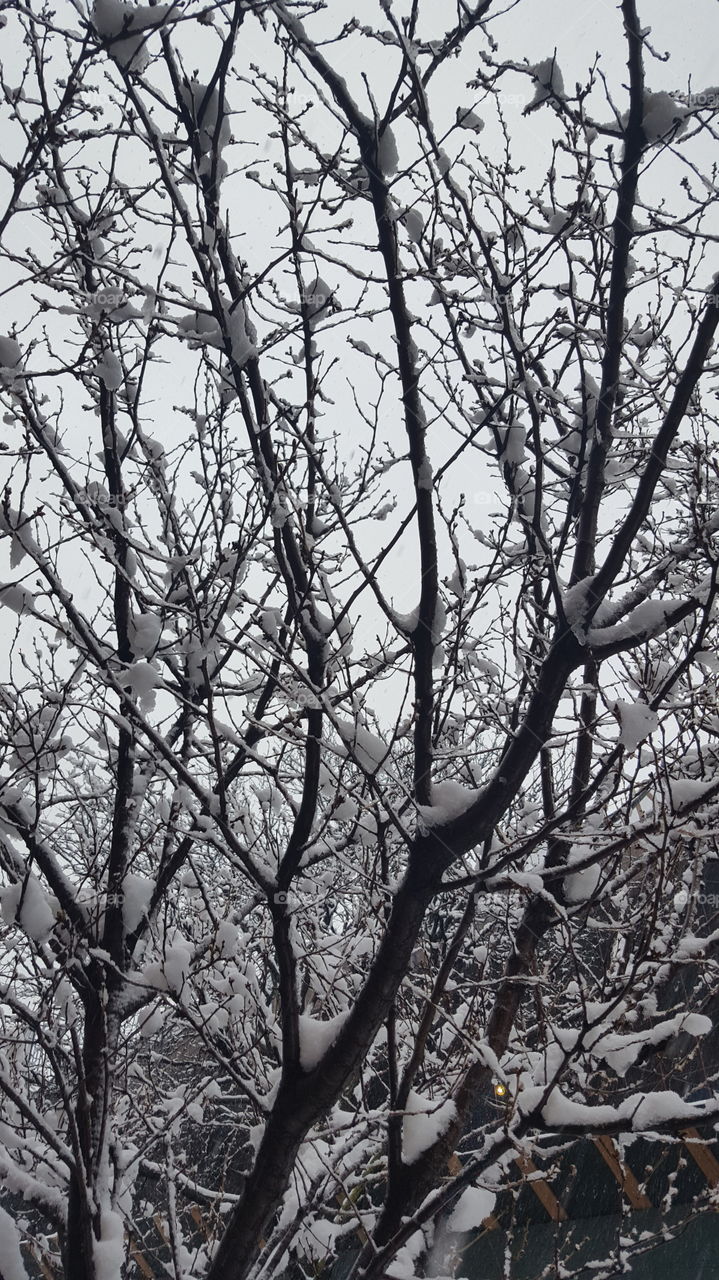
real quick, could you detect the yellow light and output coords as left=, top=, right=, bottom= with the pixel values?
left=493, top=1082, right=507, bottom=1098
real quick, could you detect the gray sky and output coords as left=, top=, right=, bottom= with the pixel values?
left=1, top=0, right=718, bottom=694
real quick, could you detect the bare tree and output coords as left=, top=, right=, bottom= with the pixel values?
left=2, top=2, right=719, bottom=1278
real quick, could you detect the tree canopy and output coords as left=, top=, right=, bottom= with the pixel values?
left=1, top=2, right=719, bottom=1278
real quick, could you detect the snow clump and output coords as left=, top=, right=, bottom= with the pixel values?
left=402, top=1089, right=457, bottom=1164
left=526, top=57, right=566, bottom=111
left=92, top=1, right=171, bottom=72
left=180, top=77, right=232, bottom=183
left=641, top=91, right=687, bottom=143
left=615, top=700, right=659, bottom=751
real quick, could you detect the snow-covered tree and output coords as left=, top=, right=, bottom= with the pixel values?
left=1, top=2, right=719, bottom=1277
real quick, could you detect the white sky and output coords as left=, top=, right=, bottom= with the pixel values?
left=1, top=0, right=718, bottom=707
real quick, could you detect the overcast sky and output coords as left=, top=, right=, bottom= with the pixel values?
left=1, top=0, right=718, bottom=694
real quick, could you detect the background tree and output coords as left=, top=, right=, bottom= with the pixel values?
left=2, top=1, right=719, bottom=1278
